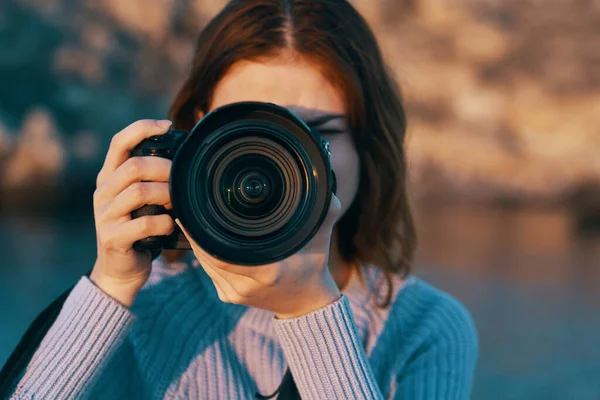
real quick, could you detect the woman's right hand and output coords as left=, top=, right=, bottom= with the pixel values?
left=90, top=119, right=176, bottom=307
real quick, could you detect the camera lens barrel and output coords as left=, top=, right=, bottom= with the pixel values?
left=132, top=102, right=336, bottom=265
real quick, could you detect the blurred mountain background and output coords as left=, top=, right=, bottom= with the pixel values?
left=1, top=1, right=599, bottom=399
left=1, top=0, right=599, bottom=211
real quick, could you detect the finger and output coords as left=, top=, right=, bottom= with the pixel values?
left=175, top=218, right=204, bottom=255
left=103, top=182, right=171, bottom=222
left=113, top=214, right=175, bottom=248
left=175, top=218, right=221, bottom=265
left=175, top=219, right=241, bottom=302
left=175, top=218, right=222, bottom=271
left=97, top=119, right=172, bottom=186
left=96, top=157, right=172, bottom=203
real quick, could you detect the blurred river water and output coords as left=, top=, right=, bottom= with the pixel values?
left=1, top=204, right=599, bottom=399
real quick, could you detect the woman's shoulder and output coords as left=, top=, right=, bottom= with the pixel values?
left=364, top=273, right=479, bottom=371
left=353, top=265, right=476, bottom=337
left=347, top=265, right=477, bottom=357
left=391, top=277, right=478, bottom=345
left=359, top=272, right=479, bottom=393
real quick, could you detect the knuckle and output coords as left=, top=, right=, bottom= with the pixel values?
left=125, top=157, right=143, bottom=176
left=130, top=182, right=147, bottom=203
left=93, top=187, right=103, bottom=206
left=109, top=132, right=123, bottom=149
left=95, top=209, right=108, bottom=226
left=138, top=216, right=153, bottom=234
left=99, top=231, right=116, bottom=250
left=95, top=170, right=105, bottom=188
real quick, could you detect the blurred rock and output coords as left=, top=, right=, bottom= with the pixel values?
left=100, top=0, right=176, bottom=43
left=2, top=108, right=65, bottom=189
left=54, top=45, right=104, bottom=82
left=364, top=0, right=600, bottom=204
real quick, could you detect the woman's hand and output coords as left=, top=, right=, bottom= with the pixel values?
left=176, top=194, right=343, bottom=319
left=90, top=119, right=176, bottom=307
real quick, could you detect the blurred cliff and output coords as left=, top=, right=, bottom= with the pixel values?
left=0, top=0, right=598, bottom=216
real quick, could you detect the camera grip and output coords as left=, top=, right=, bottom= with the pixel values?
left=131, top=204, right=170, bottom=259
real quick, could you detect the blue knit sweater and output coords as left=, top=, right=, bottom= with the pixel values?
left=10, top=252, right=478, bottom=399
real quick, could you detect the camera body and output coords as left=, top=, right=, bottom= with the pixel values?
left=130, top=130, right=191, bottom=260
left=130, top=101, right=337, bottom=265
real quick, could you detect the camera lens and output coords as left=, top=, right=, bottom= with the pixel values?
left=207, top=136, right=303, bottom=237
left=169, top=102, right=335, bottom=265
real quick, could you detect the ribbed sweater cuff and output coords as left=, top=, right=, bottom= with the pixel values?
left=272, top=294, right=382, bottom=400
left=13, top=276, right=135, bottom=399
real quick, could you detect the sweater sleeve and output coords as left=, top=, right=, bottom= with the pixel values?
left=9, top=276, right=136, bottom=400
left=272, top=294, right=384, bottom=400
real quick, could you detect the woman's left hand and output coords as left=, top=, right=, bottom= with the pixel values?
left=175, top=194, right=343, bottom=319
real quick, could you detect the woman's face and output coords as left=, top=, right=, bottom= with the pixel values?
left=201, top=54, right=360, bottom=218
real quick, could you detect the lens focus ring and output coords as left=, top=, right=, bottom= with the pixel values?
left=205, top=135, right=305, bottom=237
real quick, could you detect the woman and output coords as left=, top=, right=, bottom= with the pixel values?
left=6, top=0, right=478, bottom=398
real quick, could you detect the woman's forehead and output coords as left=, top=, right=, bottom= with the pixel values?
left=210, top=58, right=347, bottom=117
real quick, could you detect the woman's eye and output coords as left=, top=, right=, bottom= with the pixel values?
left=314, top=127, right=346, bottom=135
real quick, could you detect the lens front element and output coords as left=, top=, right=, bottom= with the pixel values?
left=209, top=135, right=303, bottom=237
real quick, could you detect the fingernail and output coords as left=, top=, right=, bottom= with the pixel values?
left=156, top=120, right=172, bottom=129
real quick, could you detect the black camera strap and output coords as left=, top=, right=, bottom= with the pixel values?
left=256, top=367, right=300, bottom=399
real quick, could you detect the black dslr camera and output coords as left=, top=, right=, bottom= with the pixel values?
left=130, top=102, right=337, bottom=265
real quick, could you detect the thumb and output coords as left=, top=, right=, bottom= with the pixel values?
left=175, top=218, right=212, bottom=263
left=175, top=218, right=200, bottom=253
left=175, top=218, right=189, bottom=240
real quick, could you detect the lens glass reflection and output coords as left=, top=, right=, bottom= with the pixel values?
left=218, top=155, right=284, bottom=218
